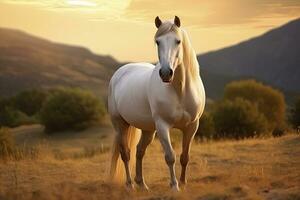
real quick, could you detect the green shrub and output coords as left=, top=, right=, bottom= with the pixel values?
left=290, top=97, right=300, bottom=130
left=0, top=94, right=40, bottom=127
left=213, top=98, right=268, bottom=139
left=0, top=106, right=32, bottom=127
left=13, top=89, right=48, bottom=116
left=224, top=80, right=286, bottom=130
left=0, top=127, right=15, bottom=158
left=196, top=112, right=215, bottom=140
left=40, top=88, right=105, bottom=133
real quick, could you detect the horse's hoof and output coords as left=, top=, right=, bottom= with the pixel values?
left=170, top=183, right=180, bottom=192
left=137, top=183, right=149, bottom=191
left=179, top=180, right=187, bottom=190
left=134, top=178, right=149, bottom=191
left=179, top=183, right=186, bottom=190
left=125, top=182, right=135, bottom=191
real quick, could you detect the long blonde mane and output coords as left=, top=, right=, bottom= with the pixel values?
left=154, top=22, right=200, bottom=79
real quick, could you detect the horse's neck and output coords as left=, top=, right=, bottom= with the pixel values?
left=172, top=47, right=200, bottom=98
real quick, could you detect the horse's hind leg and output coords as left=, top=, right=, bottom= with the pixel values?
left=135, top=130, right=155, bottom=190
left=112, top=116, right=134, bottom=188
left=180, top=120, right=199, bottom=186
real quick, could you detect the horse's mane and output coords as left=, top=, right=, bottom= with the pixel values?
left=154, top=22, right=200, bottom=79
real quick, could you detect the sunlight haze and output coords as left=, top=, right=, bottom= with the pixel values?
left=0, top=0, right=299, bottom=61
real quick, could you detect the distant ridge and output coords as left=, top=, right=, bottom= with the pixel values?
left=198, top=18, right=300, bottom=101
left=1, top=18, right=299, bottom=102
left=0, top=28, right=119, bottom=96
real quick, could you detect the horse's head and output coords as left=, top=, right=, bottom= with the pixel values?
left=155, top=16, right=183, bottom=83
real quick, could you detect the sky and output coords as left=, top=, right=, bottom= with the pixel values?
left=0, top=0, right=299, bottom=62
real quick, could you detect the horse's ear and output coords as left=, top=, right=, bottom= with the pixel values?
left=155, top=16, right=162, bottom=28
left=174, top=16, right=181, bottom=27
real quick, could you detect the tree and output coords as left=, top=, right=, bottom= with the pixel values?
left=40, top=88, right=105, bottom=132
left=13, top=89, right=48, bottom=116
left=224, top=80, right=286, bottom=130
left=213, top=98, right=268, bottom=139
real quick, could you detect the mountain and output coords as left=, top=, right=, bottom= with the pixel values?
left=198, top=18, right=300, bottom=100
left=1, top=18, right=299, bottom=102
left=0, top=28, right=120, bottom=97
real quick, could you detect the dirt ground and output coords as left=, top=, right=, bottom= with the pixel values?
left=0, top=125, right=299, bottom=200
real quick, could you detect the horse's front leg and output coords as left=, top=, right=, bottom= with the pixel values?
left=180, top=120, right=199, bottom=186
left=155, top=120, right=179, bottom=191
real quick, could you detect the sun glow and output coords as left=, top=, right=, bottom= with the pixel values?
left=1, top=0, right=299, bottom=61
left=67, top=0, right=97, bottom=7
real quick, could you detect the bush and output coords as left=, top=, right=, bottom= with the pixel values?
left=272, top=126, right=285, bottom=137
left=195, top=112, right=215, bottom=140
left=224, top=80, right=286, bottom=130
left=0, top=94, right=40, bottom=127
left=13, top=89, right=48, bottom=116
left=213, top=98, right=268, bottom=139
left=290, top=97, right=300, bottom=130
left=0, top=127, right=15, bottom=158
left=0, top=106, right=33, bottom=127
left=40, top=88, right=105, bottom=132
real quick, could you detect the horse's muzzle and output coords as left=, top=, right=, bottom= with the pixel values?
left=159, top=68, right=173, bottom=83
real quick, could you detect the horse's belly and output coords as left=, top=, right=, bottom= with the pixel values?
left=118, top=101, right=155, bottom=131
left=112, top=63, right=156, bottom=131
left=125, top=116, right=155, bottom=131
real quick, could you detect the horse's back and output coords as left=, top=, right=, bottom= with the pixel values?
left=111, top=63, right=154, bottom=82
left=108, top=63, right=156, bottom=130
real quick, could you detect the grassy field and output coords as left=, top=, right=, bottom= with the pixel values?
left=0, top=125, right=299, bottom=200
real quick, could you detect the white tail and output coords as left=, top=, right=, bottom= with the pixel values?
left=109, top=126, right=140, bottom=183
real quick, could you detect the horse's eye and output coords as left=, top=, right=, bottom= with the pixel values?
left=156, top=40, right=160, bottom=46
left=176, top=39, right=181, bottom=45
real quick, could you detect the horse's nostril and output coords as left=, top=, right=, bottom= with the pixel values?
left=169, top=69, right=173, bottom=76
left=159, top=69, right=162, bottom=77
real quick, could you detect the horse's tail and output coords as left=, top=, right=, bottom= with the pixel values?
left=109, top=126, right=140, bottom=183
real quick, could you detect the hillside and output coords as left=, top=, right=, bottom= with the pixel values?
left=1, top=18, right=299, bottom=101
left=0, top=125, right=299, bottom=199
left=0, top=28, right=120, bottom=96
left=198, top=18, right=300, bottom=100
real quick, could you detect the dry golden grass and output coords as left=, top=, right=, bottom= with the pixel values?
left=0, top=125, right=299, bottom=200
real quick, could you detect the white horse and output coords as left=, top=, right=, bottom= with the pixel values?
left=108, top=16, right=205, bottom=191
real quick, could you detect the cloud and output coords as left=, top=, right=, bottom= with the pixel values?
left=124, top=0, right=300, bottom=27
left=2, top=0, right=132, bottom=19
left=2, top=0, right=300, bottom=28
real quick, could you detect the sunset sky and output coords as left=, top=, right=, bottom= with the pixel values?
left=0, top=0, right=299, bottom=61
